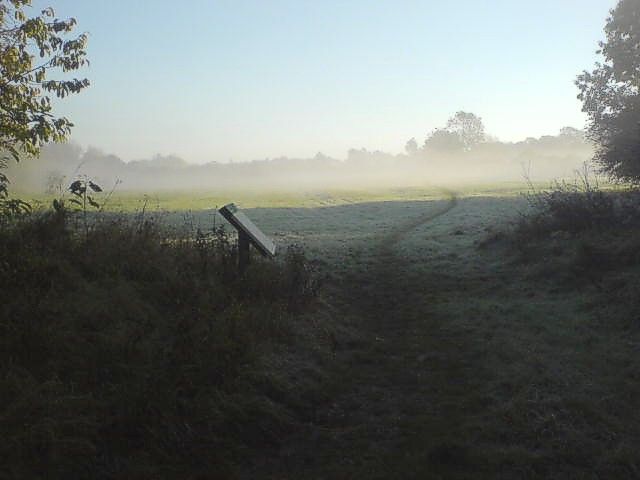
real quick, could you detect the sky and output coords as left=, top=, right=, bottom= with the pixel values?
left=37, top=0, right=617, bottom=163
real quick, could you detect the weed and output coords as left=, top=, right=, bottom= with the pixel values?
left=0, top=207, right=321, bottom=478
left=519, top=165, right=618, bottom=238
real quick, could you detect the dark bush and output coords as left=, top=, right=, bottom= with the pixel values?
left=520, top=169, right=617, bottom=238
left=0, top=206, right=319, bottom=478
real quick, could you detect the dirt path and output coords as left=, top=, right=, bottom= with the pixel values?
left=377, top=189, right=458, bottom=254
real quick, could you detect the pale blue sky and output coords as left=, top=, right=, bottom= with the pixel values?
left=41, top=0, right=616, bottom=163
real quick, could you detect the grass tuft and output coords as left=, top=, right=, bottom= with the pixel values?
left=0, top=206, right=323, bottom=478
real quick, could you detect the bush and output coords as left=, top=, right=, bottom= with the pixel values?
left=519, top=167, right=619, bottom=238
left=0, top=207, right=319, bottom=478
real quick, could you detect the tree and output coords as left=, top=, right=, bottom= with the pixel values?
left=0, top=0, right=89, bottom=206
left=559, top=126, right=584, bottom=138
left=445, top=111, right=485, bottom=150
left=422, top=111, right=485, bottom=153
left=423, top=128, right=465, bottom=152
left=558, top=126, right=585, bottom=146
left=404, top=137, right=418, bottom=155
left=576, top=0, right=640, bottom=181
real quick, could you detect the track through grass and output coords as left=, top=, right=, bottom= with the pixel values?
left=245, top=192, right=640, bottom=479
left=246, top=191, right=492, bottom=479
left=378, top=188, right=458, bottom=253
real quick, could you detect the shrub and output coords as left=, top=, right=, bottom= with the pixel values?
left=519, top=166, right=618, bottom=238
left=0, top=206, right=319, bottom=478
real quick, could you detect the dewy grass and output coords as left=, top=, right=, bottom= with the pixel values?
left=4, top=184, right=640, bottom=478
left=244, top=190, right=640, bottom=479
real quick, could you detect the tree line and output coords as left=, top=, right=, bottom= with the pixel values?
left=2, top=1, right=640, bottom=198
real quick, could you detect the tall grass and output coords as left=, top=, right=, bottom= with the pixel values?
left=506, top=167, right=640, bottom=298
left=519, top=166, right=619, bottom=237
left=0, top=206, right=320, bottom=478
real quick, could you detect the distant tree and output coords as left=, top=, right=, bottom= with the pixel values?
left=557, top=126, right=585, bottom=147
left=405, top=137, right=418, bottom=155
left=445, top=111, right=485, bottom=150
left=0, top=1, right=89, bottom=206
left=423, top=128, right=465, bottom=152
left=423, top=111, right=485, bottom=153
left=559, top=126, right=584, bottom=139
left=313, top=152, right=331, bottom=162
left=576, top=0, right=640, bottom=181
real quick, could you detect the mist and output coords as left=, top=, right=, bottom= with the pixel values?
left=7, top=126, right=592, bottom=195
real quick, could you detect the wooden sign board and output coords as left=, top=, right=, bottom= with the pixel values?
left=219, top=203, right=277, bottom=257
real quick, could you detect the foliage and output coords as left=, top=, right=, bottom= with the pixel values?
left=576, top=0, right=640, bottom=181
left=514, top=166, right=640, bottom=247
left=423, top=111, right=485, bottom=152
left=67, top=176, right=102, bottom=209
left=0, top=210, right=320, bottom=478
left=0, top=0, right=89, bottom=207
left=559, top=126, right=584, bottom=141
left=521, top=172, right=616, bottom=237
left=65, top=176, right=103, bottom=238
left=444, top=111, right=485, bottom=150
left=423, top=128, right=465, bottom=152
left=404, top=137, right=418, bottom=155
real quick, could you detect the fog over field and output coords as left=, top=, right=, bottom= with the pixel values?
left=8, top=125, right=592, bottom=193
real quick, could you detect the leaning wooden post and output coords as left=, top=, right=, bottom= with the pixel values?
left=238, top=229, right=250, bottom=273
left=218, top=203, right=277, bottom=274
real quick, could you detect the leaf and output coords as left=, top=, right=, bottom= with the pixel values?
left=68, top=180, right=83, bottom=193
left=88, top=181, right=102, bottom=192
left=0, top=1, right=89, bottom=198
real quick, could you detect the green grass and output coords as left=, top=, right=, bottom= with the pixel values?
left=241, top=189, right=640, bottom=478
left=4, top=182, right=640, bottom=478
left=20, top=181, right=555, bottom=213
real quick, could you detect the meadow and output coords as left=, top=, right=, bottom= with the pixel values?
left=5, top=180, right=640, bottom=478
left=133, top=182, right=640, bottom=477
left=228, top=181, right=639, bottom=479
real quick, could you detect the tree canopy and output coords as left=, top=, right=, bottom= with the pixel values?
left=445, top=111, right=485, bottom=151
left=404, top=137, right=418, bottom=155
left=0, top=0, right=89, bottom=202
left=576, top=0, right=640, bottom=182
left=423, top=128, right=465, bottom=152
left=423, top=111, right=485, bottom=152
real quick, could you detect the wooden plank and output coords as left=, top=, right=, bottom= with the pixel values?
left=238, top=230, right=250, bottom=272
left=219, top=203, right=277, bottom=257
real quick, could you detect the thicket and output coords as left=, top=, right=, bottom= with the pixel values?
left=518, top=168, right=621, bottom=238
left=0, top=205, right=320, bottom=479
left=498, top=167, right=640, bottom=299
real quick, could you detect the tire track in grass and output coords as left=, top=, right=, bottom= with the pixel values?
left=255, top=191, right=622, bottom=479
left=252, top=189, right=482, bottom=480
left=254, top=189, right=477, bottom=480
left=340, top=188, right=491, bottom=479
left=377, top=188, right=458, bottom=254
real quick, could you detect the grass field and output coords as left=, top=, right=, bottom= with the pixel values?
left=23, top=181, right=541, bottom=211
left=12, top=181, right=640, bottom=478
left=221, top=183, right=637, bottom=479
left=25, top=182, right=537, bottom=262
